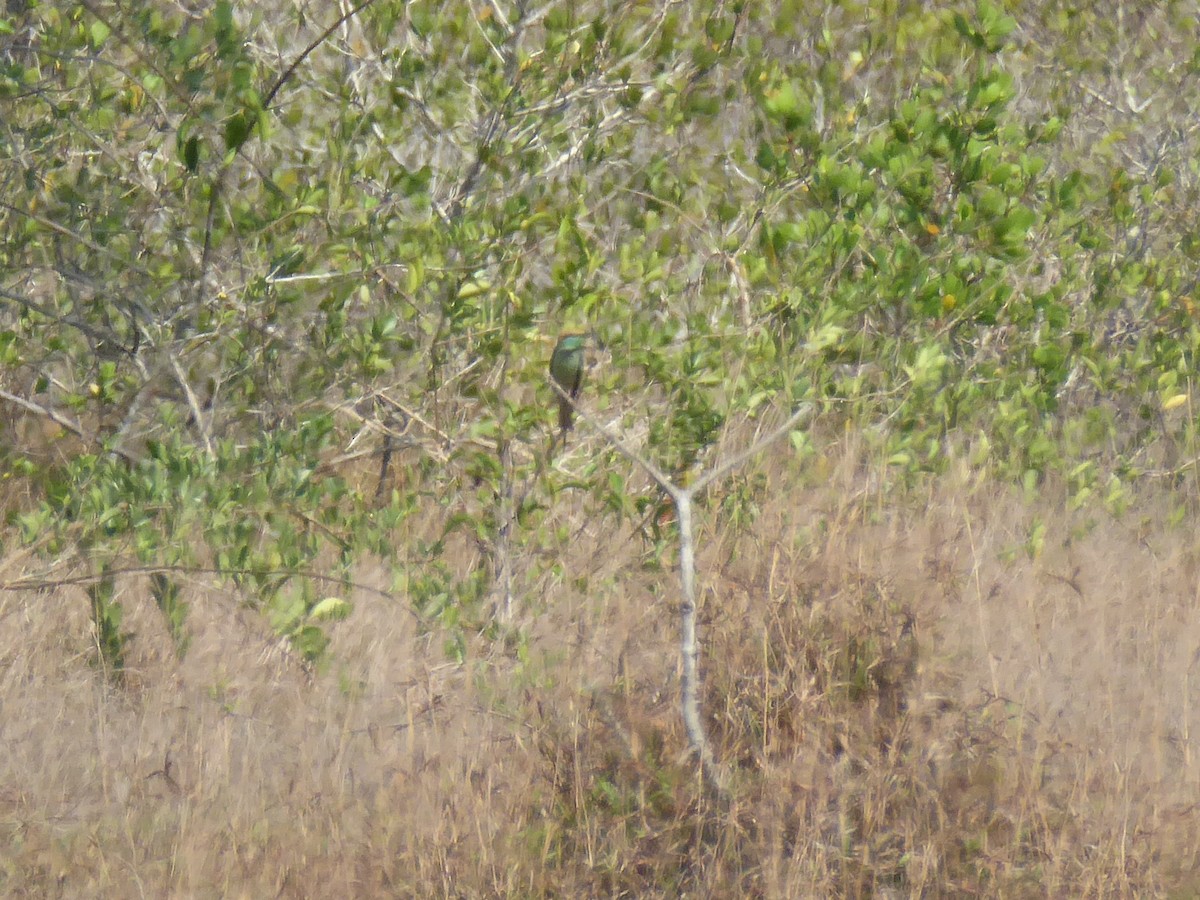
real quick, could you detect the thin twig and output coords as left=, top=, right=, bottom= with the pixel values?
left=690, top=404, right=813, bottom=495
left=547, top=378, right=676, bottom=495
left=167, top=355, right=214, bottom=459
left=0, top=387, right=138, bottom=465
left=0, top=563, right=410, bottom=610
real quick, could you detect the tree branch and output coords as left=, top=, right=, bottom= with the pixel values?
left=548, top=373, right=814, bottom=798
left=0, top=387, right=138, bottom=465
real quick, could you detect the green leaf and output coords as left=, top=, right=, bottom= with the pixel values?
left=89, top=20, right=111, bottom=46
left=762, top=80, right=811, bottom=130
left=995, top=204, right=1036, bottom=245
left=223, top=108, right=258, bottom=152
left=178, top=135, right=200, bottom=174
left=291, top=624, right=329, bottom=661
left=705, top=15, right=735, bottom=45
left=309, top=597, right=351, bottom=621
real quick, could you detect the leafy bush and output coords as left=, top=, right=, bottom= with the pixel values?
left=2, top=0, right=1199, bottom=668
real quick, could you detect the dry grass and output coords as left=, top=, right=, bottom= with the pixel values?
left=3, top=432, right=1200, bottom=898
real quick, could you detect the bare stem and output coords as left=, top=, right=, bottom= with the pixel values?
left=549, top=375, right=812, bottom=798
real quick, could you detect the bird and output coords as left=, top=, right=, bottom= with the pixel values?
left=549, top=333, right=587, bottom=434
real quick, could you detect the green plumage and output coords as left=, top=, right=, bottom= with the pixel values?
left=549, top=334, right=586, bottom=433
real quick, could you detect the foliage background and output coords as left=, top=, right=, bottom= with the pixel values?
left=3, top=0, right=1200, bottom=894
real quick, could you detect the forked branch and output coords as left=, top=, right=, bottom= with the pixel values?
left=549, top=376, right=814, bottom=797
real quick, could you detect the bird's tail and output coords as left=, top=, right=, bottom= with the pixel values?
left=557, top=397, right=573, bottom=432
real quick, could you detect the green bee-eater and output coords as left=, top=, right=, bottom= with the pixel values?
left=549, top=333, right=586, bottom=433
